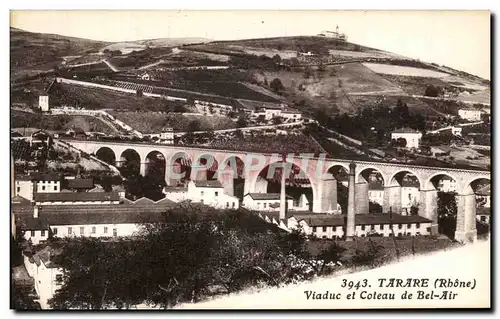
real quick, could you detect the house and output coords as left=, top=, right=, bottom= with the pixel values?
left=368, top=181, right=384, bottom=206
left=280, top=109, right=302, bottom=121
left=437, top=176, right=457, bottom=193
left=39, top=95, right=49, bottom=112
left=391, top=128, right=423, bottom=149
left=285, top=213, right=432, bottom=239
left=138, top=72, right=151, bottom=81
left=243, top=193, right=296, bottom=212
left=30, top=130, right=51, bottom=147
left=22, top=246, right=63, bottom=309
left=15, top=173, right=62, bottom=201
left=33, top=191, right=121, bottom=206
left=187, top=180, right=239, bottom=209
left=476, top=207, right=490, bottom=224
left=401, top=177, right=420, bottom=214
left=458, top=108, right=482, bottom=121
left=159, top=127, right=174, bottom=144
left=164, top=180, right=239, bottom=209
left=451, top=126, right=462, bottom=136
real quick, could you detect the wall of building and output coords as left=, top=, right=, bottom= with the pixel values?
left=23, top=255, right=63, bottom=309
left=36, top=181, right=61, bottom=193
left=16, top=180, right=34, bottom=201
left=36, top=200, right=120, bottom=206
left=368, top=190, right=384, bottom=206
left=391, top=133, right=422, bottom=149
left=242, top=196, right=295, bottom=212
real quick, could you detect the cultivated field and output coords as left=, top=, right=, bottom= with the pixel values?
left=379, top=74, right=452, bottom=96
left=333, top=63, right=403, bottom=94
left=108, top=111, right=237, bottom=133
left=328, top=49, right=401, bottom=59
left=11, top=110, right=118, bottom=135
left=48, top=82, right=174, bottom=111
left=363, top=63, right=450, bottom=78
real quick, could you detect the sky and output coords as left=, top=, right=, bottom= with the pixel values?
left=10, top=10, right=491, bottom=79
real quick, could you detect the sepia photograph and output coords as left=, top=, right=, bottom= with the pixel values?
left=9, top=9, right=491, bottom=310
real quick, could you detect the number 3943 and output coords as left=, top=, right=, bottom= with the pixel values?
left=341, top=279, right=369, bottom=290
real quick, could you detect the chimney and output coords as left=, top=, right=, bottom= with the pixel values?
left=33, top=205, right=39, bottom=219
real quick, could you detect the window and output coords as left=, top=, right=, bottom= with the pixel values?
left=41, top=230, right=46, bottom=237
left=226, top=202, right=229, bottom=208
left=16, top=186, right=20, bottom=193
left=371, top=225, right=375, bottom=231
left=263, top=203, right=267, bottom=208
left=53, top=228, right=58, bottom=235
left=361, top=225, right=365, bottom=231
left=481, top=216, right=486, bottom=222
left=54, top=186, right=58, bottom=191
left=55, top=274, right=63, bottom=284
left=68, top=227, right=72, bottom=235
left=380, top=224, right=384, bottom=230
left=313, top=226, right=317, bottom=232
left=91, top=227, right=96, bottom=234
left=30, top=230, right=35, bottom=237
left=113, top=228, right=117, bottom=237
left=416, top=223, right=420, bottom=229
left=232, top=202, right=235, bottom=208
left=104, top=227, right=108, bottom=234
left=42, top=186, right=46, bottom=191
left=322, top=226, right=327, bottom=232
left=200, top=199, right=204, bottom=204
left=200, top=191, right=204, bottom=196
left=407, top=223, right=411, bottom=228
left=398, top=224, right=403, bottom=229
left=80, top=227, right=84, bottom=235
left=215, top=191, right=218, bottom=197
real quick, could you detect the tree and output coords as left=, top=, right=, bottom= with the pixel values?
left=351, top=239, right=383, bottom=268
left=424, top=85, right=441, bottom=97
left=272, top=54, right=282, bottom=65
left=437, top=191, right=458, bottom=238
left=396, top=137, right=407, bottom=148
left=270, top=78, right=285, bottom=93
left=369, top=202, right=383, bottom=214
left=272, top=116, right=283, bottom=125
left=236, top=115, right=247, bottom=128
left=187, top=120, right=201, bottom=132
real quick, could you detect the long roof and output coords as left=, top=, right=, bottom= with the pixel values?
left=34, top=191, right=121, bottom=202
left=246, top=193, right=294, bottom=200
left=291, top=213, right=432, bottom=227
left=66, top=178, right=94, bottom=189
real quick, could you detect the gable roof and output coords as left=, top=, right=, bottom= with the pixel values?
left=245, top=193, right=294, bottom=200
left=34, top=191, right=120, bottom=203
left=192, top=180, right=223, bottom=188
left=12, top=194, right=31, bottom=205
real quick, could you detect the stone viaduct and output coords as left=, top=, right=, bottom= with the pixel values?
left=64, top=139, right=491, bottom=243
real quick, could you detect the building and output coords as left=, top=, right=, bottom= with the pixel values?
left=159, top=128, right=174, bottom=144
left=437, top=176, right=457, bottom=193
left=368, top=181, right=384, bottom=206
left=63, top=178, right=95, bottom=192
left=22, top=246, right=63, bottom=309
left=284, top=213, right=432, bottom=239
left=317, top=25, right=347, bottom=41
left=391, top=128, right=423, bottom=149
left=451, top=126, right=462, bottom=136
left=15, top=173, right=62, bottom=201
left=401, top=177, right=420, bottom=214
left=242, top=193, right=308, bottom=212
left=33, top=191, right=121, bottom=206
left=458, top=108, right=482, bottom=121
left=163, top=180, right=239, bottom=209
left=476, top=207, right=490, bottom=224
left=39, top=95, right=49, bottom=112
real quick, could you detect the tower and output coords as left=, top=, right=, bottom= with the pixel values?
left=336, top=25, right=339, bottom=35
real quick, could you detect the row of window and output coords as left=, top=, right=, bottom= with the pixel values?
left=30, top=226, right=118, bottom=237
left=316, top=232, right=423, bottom=239
left=312, top=223, right=421, bottom=233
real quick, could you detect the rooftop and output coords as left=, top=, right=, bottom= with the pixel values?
left=66, top=178, right=94, bottom=189
left=246, top=193, right=294, bottom=200
left=291, top=213, right=432, bottom=227
left=34, top=191, right=121, bottom=203
left=16, top=172, right=61, bottom=182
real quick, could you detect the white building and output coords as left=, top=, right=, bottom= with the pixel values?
left=284, top=213, right=432, bottom=239
left=243, top=193, right=308, bottom=212
left=22, top=246, right=63, bottom=309
left=164, top=180, right=239, bottom=209
left=39, top=95, right=49, bottom=112
left=391, top=128, right=423, bottom=149
left=15, top=173, right=62, bottom=201
left=159, top=127, right=174, bottom=144
left=451, top=126, right=462, bottom=136
left=458, top=108, right=482, bottom=121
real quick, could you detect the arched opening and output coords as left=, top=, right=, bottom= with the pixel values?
left=192, top=154, right=219, bottom=181
left=168, top=152, right=192, bottom=187
left=326, top=165, right=349, bottom=214
left=357, top=168, right=385, bottom=214
left=119, top=149, right=141, bottom=178
left=219, top=155, right=245, bottom=200
left=427, top=173, right=458, bottom=239
left=95, top=147, right=116, bottom=166
left=387, top=171, right=421, bottom=215
left=467, top=178, right=491, bottom=240
left=249, top=161, right=313, bottom=212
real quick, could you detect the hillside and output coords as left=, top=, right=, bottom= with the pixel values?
left=101, top=37, right=209, bottom=55
left=10, top=28, right=109, bottom=79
